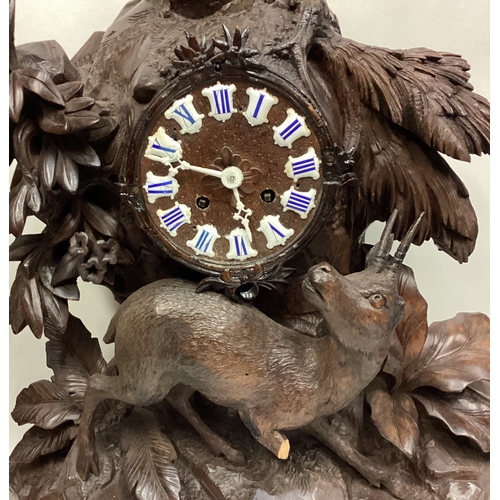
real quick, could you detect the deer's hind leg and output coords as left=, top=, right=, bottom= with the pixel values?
left=76, top=373, right=174, bottom=480
left=239, top=408, right=290, bottom=460
left=167, top=384, right=246, bottom=465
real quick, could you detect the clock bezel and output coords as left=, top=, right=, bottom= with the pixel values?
left=125, top=63, right=340, bottom=280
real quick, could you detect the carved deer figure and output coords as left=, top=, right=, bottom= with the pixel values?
left=76, top=210, right=423, bottom=482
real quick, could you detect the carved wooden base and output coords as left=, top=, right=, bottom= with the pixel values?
left=10, top=395, right=489, bottom=500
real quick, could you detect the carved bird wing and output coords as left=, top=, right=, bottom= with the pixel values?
left=312, top=33, right=489, bottom=263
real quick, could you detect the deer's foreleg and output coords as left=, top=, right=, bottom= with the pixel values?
left=239, top=408, right=290, bottom=460
left=307, top=416, right=436, bottom=500
left=307, top=415, right=387, bottom=487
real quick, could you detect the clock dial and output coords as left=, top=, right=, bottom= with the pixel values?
left=131, top=67, right=334, bottom=276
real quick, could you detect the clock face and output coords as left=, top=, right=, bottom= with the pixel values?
left=130, top=67, right=334, bottom=275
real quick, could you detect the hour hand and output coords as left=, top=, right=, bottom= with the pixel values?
left=178, top=160, right=223, bottom=178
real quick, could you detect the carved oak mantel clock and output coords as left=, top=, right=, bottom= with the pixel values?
left=8, top=2, right=490, bottom=499
left=125, top=63, right=339, bottom=297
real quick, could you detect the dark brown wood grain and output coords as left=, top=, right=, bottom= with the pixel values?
left=9, top=1, right=489, bottom=499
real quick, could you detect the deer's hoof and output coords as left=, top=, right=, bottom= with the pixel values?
left=277, top=438, right=290, bottom=460
left=225, top=447, right=246, bottom=466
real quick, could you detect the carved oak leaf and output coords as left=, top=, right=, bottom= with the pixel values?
left=383, top=265, right=429, bottom=386
left=38, top=280, right=70, bottom=334
left=403, top=313, right=489, bottom=393
left=39, top=263, right=80, bottom=301
left=366, top=378, right=419, bottom=457
left=9, top=266, right=29, bottom=335
left=10, top=261, right=71, bottom=337
left=414, top=388, right=489, bottom=453
left=121, top=408, right=180, bottom=500
left=11, top=379, right=81, bottom=430
left=468, top=379, right=490, bottom=401
left=419, top=435, right=480, bottom=481
left=52, top=199, right=82, bottom=245
left=80, top=115, right=119, bottom=145
left=9, top=70, right=24, bottom=123
left=16, top=67, right=65, bottom=107
left=57, top=81, right=84, bottom=102
left=62, top=135, right=101, bottom=167
left=82, top=201, right=121, bottom=238
left=396, top=266, right=428, bottom=371
left=37, top=92, right=99, bottom=135
left=11, top=67, right=105, bottom=198
left=10, top=118, right=43, bottom=220
left=51, top=251, right=83, bottom=287
left=39, top=133, right=58, bottom=189
left=9, top=233, right=44, bottom=262
left=9, top=180, right=29, bottom=237
left=46, top=315, right=108, bottom=401
left=10, top=423, right=78, bottom=464
left=20, top=276, right=44, bottom=339
left=54, top=144, right=79, bottom=194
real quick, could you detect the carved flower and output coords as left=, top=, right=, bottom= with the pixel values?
left=96, top=238, right=120, bottom=265
left=68, top=232, right=89, bottom=257
left=78, top=255, right=106, bottom=284
left=201, top=146, right=262, bottom=199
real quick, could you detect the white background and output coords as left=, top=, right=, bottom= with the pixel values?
left=9, top=0, right=490, bottom=466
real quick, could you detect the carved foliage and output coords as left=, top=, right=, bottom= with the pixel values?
left=9, top=262, right=69, bottom=339
left=9, top=45, right=125, bottom=338
left=10, top=424, right=78, bottom=465
left=414, top=389, right=489, bottom=453
left=9, top=49, right=119, bottom=265
left=173, top=25, right=260, bottom=71
left=10, top=192, right=133, bottom=337
left=10, top=316, right=107, bottom=465
left=10, top=315, right=181, bottom=500
left=403, top=313, right=489, bottom=393
left=121, top=408, right=180, bottom=500
left=366, top=378, right=419, bottom=458
left=46, top=315, right=108, bottom=400
left=367, top=267, right=490, bottom=460
left=11, top=379, right=81, bottom=430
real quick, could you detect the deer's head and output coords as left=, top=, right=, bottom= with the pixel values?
left=302, top=210, right=423, bottom=350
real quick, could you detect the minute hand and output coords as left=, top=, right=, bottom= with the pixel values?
left=178, top=160, right=222, bottom=178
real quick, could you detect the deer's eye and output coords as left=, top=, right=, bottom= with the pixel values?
left=369, top=294, right=386, bottom=309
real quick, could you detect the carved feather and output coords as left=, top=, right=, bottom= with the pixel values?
left=313, top=35, right=488, bottom=262
left=316, top=38, right=489, bottom=159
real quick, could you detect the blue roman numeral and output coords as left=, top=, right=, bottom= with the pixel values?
left=292, top=157, right=316, bottom=176
left=173, top=103, right=196, bottom=126
left=146, top=179, right=173, bottom=195
left=161, top=206, right=186, bottom=232
left=286, top=191, right=312, bottom=213
left=252, top=93, right=265, bottom=119
left=213, top=89, right=231, bottom=115
left=194, top=229, right=213, bottom=253
left=151, top=138, right=177, bottom=154
left=234, top=235, right=248, bottom=256
left=269, top=223, right=285, bottom=238
left=279, top=119, right=302, bottom=141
